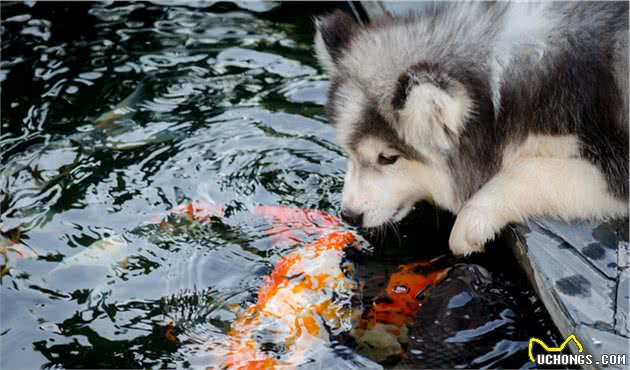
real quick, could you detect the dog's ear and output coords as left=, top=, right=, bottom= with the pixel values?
left=314, top=10, right=357, bottom=74
left=392, top=63, right=473, bottom=152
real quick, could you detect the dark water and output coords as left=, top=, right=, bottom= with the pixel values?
left=1, top=2, right=560, bottom=369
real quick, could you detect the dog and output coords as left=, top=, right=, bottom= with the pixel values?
left=313, top=2, right=629, bottom=256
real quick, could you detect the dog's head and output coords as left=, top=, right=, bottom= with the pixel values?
left=314, top=11, right=476, bottom=227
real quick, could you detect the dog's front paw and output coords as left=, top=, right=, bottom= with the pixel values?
left=449, top=205, right=501, bottom=256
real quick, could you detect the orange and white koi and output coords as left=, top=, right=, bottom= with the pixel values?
left=224, top=230, right=363, bottom=369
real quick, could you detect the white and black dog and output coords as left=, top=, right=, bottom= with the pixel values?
left=314, top=2, right=628, bottom=255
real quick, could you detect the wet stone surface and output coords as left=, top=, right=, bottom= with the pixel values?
left=616, top=270, right=629, bottom=337
left=555, top=275, right=592, bottom=298
left=513, top=218, right=630, bottom=369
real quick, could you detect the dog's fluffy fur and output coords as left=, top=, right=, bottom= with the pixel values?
left=314, top=2, right=629, bottom=255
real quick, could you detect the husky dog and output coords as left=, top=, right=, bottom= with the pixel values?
left=314, top=2, right=628, bottom=255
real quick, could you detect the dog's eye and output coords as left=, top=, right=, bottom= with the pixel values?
left=377, top=154, right=399, bottom=165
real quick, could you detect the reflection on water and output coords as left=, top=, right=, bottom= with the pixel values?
left=1, top=2, right=560, bottom=369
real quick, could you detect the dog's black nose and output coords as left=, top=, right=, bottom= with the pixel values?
left=340, top=209, right=363, bottom=227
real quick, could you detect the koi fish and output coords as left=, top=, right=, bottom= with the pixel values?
left=158, top=201, right=339, bottom=245
left=152, top=202, right=448, bottom=368
left=224, top=230, right=363, bottom=369
left=95, top=80, right=145, bottom=126
left=158, top=202, right=448, bottom=369
left=352, top=260, right=450, bottom=363
left=250, top=205, right=341, bottom=245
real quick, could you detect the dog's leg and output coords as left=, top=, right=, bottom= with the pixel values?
left=449, top=157, right=628, bottom=256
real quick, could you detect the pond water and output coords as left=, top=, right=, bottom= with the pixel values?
left=1, top=2, right=561, bottom=369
